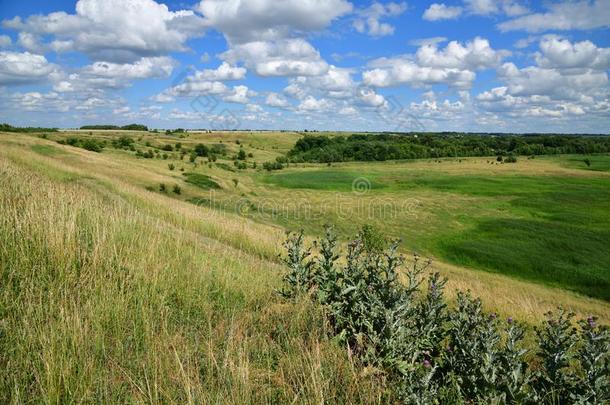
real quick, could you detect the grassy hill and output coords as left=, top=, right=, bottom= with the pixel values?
left=1, top=129, right=609, bottom=402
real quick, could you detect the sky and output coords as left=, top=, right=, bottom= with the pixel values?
left=0, top=0, right=609, bottom=132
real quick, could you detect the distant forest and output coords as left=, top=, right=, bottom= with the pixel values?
left=0, top=123, right=58, bottom=133
left=288, top=133, right=610, bottom=162
left=80, top=124, right=148, bottom=131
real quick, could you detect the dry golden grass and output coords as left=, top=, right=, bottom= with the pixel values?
left=2, top=130, right=609, bottom=402
left=0, top=142, right=389, bottom=403
left=4, top=132, right=609, bottom=322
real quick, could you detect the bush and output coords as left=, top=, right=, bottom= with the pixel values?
left=505, top=154, right=518, bottom=163
left=172, top=184, right=181, bottom=195
left=112, top=136, right=134, bottom=149
left=168, top=163, right=175, bottom=171
left=279, top=227, right=610, bottom=403
left=194, top=144, right=209, bottom=157
left=263, top=161, right=284, bottom=171
left=159, top=183, right=166, bottom=193
left=237, top=149, right=247, bottom=160
left=584, top=158, right=591, bottom=167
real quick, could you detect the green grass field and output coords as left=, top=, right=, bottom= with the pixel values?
left=2, top=130, right=609, bottom=402
left=262, top=166, right=610, bottom=300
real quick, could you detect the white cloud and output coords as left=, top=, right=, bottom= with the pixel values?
left=476, top=38, right=610, bottom=122
left=353, top=2, right=407, bottom=37
left=83, top=57, right=175, bottom=80
left=535, top=37, right=610, bottom=70
left=52, top=57, right=176, bottom=93
left=0, top=51, right=57, bottom=85
left=197, top=0, right=351, bottom=80
left=499, top=0, right=610, bottom=33
left=465, top=0, right=528, bottom=16
left=339, top=106, right=357, bottom=115
left=188, top=62, right=246, bottom=81
left=363, top=37, right=507, bottom=88
left=113, top=106, right=131, bottom=114
left=221, top=39, right=328, bottom=77
left=197, top=0, right=352, bottom=44
left=297, top=95, right=332, bottom=112
left=423, top=3, right=463, bottom=21
left=223, top=85, right=255, bottom=104
left=3, top=0, right=206, bottom=62
left=266, top=92, right=291, bottom=108
left=356, top=87, right=387, bottom=108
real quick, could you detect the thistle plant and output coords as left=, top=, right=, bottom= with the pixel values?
left=278, top=227, right=610, bottom=404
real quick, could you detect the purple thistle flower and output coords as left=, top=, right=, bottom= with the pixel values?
left=423, top=359, right=431, bottom=368
left=507, top=316, right=513, bottom=324
left=587, top=316, right=596, bottom=328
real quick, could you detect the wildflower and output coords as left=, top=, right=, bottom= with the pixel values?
left=507, top=316, right=513, bottom=324
left=423, top=359, right=431, bottom=368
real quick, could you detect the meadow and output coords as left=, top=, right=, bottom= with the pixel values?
left=1, top=129, right=609, bottom=402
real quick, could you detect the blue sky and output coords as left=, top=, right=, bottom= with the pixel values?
left=0, top=0, right=609, bottom=132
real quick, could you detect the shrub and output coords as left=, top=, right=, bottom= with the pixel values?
left=237, top=149, right=247, bottom=160
left=263, top=161, right=284, bottom=171
left=279, top=227, right=610, bottom=404
left=168, top=163, right=175, bottom=171
left=172, top=184, right=181, bottom=195
left=112, top=136, right=134, bottom=149
left=81, top=139, right=104, bottom=152
left=584, top=158, right=591, bottom=167
left=161, top=144, right=174, bottom=151
left=505, top=154, right=518, bottom=163
left=194, top=144, right=209, bottom=157
left=497, top=155, right=504, bottom=162
left=159, top=183, right=166, bottom=193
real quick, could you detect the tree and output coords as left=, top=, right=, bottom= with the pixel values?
left=194, top=144, right=209, bottom=157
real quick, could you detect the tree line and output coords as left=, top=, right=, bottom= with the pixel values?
left=80, top=124, right=148, bottom=131
left=287, top=133, right=610, bottom=162
left=0, top=123, right=58, bottom=133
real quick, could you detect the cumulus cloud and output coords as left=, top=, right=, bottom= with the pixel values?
left=196, top=0, right=352, bottom=44
left=499, top=0, right=610, bottom=33
left=223, top=85, right=255, bottom=104
left=0, top=51, right=58, bottom=85
left=187, top=62, right=246, bottom=81
left=265, top=92, right=291, bottom=109
left=465, top=0, right=528, bottom=16
left=423, top=4, right=463, bottom=21
left=2, top=0, right=206, bottom=62
left=535, top=37, right=610, bottom=70
left=363, top=37, right=508, bottom=88
left=197, top=0, right=351, bottom=79
left=476, top=38, right=610, bottom=121
left=52, top=57, right=176, bottom=93
left=353, top=2, right=407, bottom=37
left=221, top=39, right=329, bottom=77
left=297, top=95, right=332, bottom=112
left=152, top=63, right=252, bottom=105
